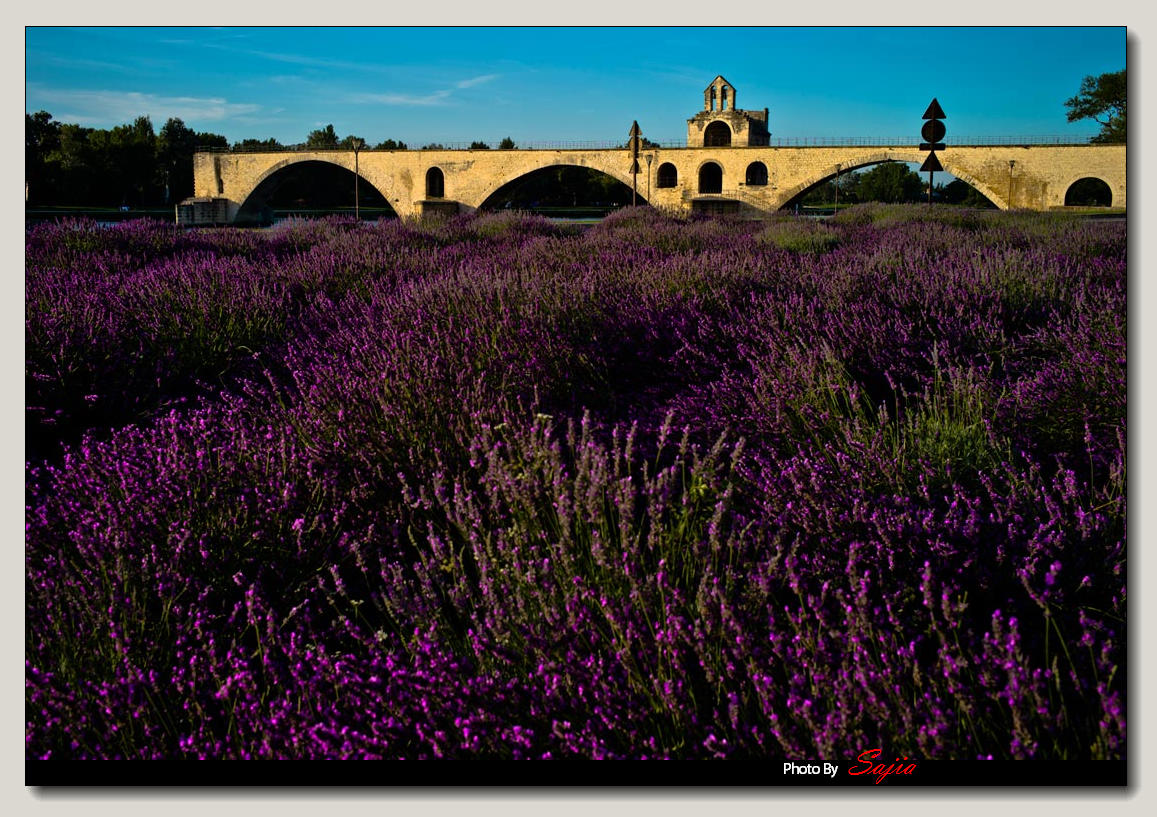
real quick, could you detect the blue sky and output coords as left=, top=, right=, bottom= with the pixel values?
left=25, top=27, right=1126, bottom=148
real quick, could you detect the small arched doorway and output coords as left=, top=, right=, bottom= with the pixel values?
left=1064, top=177, right=1112, bottom=207
left=704, top=121, right=731, bottom=147
left=698, top=162, right=723, bottom=194
left=745, top=161, right=768, bottom=186
left=657, top=163, right=678, bottom=188
left=426, top=167, right=445, bottom=198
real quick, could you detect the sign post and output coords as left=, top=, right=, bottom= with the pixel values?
left=352, top=138, right=364, bottom=221
left=628, top=121, right=642, bottom=206
left=919, top=99, right=946, bottom=206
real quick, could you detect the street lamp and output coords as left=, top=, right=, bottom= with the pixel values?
left=352, top=138, right=365, bottom=221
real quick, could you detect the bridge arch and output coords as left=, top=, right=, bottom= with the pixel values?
left=930, top=166, right=1005, bottom=210
left=236, top=155, right=395, bottom=222
left=1063, top=176, right=1114, bottom=207
left=775, top=150, right=1008, bottom=210
left=473, top=161, right=647, bottom=211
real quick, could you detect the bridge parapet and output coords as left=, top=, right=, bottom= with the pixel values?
left=198, top=134, right=1099, bottom=154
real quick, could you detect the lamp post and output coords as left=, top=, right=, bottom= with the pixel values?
left=1007, top=160, right=1016, bottom=210
left=352, top=138, right=365, bottom=221
left=646, top=154, right=653, bottom=203
left=628, top=121, right=642, bottom=207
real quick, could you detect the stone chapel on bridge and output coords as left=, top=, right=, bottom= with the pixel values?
left=686, top=75, right=771, bottom=147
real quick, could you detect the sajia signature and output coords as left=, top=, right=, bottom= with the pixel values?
left=848, top=749, right=918, bottom=784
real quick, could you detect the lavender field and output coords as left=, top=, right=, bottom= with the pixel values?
left=25, top=205, right=1125, bottom=760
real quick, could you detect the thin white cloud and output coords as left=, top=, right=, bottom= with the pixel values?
left=186, top=39, right=381, bottom=74
left=349, top=89, right=452, bottom=107
left=348, top=74, right=499, bottom=107
left=456, top=74, right=499, bottom=89
left=230, top=47, right=368, bottom=72
left=26, top=86, right=261, bottom=126
left=25, top=50, right=139, bottom=75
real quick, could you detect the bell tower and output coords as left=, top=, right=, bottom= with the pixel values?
left=688, top=76, right=770, bottom=147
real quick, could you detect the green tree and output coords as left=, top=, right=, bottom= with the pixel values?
left=158, top=118, right=199, bottom=203
left=941, top=179, right=996, bottom=208
left=421, top=143, right=445, bottom=150
left=621, top=136, right=661, bottom=149
left=26, top=111, right=62, bottom=205
left=196, top=131, right=229, bottom=149
left=56, top=123, right=98, bottom=205
left=1065, top=69, right=1126, bottom=143
left=340, top=135, right=366, bottom=150
left=375, top=138, right=407, bottom=150
left=233, top=137, right=285, bottom=151
left=469, top=141, right=491, bottom=150
left=104, top=116, right=158, bottom=206
left=498, top=137, right=516, bottom=150
left=855, top=162, right=924, bottom=203
left=306, top=124, right=340, bottom=148
left=800, top=173, right=858, bottom=207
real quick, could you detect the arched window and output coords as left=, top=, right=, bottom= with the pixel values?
left=698, top=162, right=723, bottom=194
left=720, top=86, right=729, bottom=111
left=1064, top=177, right=1112, bottom=207
left=657, top=163, right=678, bottom=188
left=709, top=87, right=716, bottom=111
left=746, top=161, right=768, bottom=186
left=704, top=121, right=731, bottom=147
left=426, top=167, right=445, bottom=198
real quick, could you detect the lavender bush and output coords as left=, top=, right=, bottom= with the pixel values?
left=26, top=205, right=1125, bottom=759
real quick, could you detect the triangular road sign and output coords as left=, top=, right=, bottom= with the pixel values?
left=629, top=121, right=642, bottom=138
left=920, top=152, right=944, bottom=172
left=922, top=98, right=946, bottom=120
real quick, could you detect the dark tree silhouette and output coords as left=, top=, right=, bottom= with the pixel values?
left=1065, top=69, right=1126, bottom=143
left=306, top=124, right=340, bottom=148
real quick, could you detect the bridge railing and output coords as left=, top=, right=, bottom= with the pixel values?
left=197, top=135, right=1101, bottom=154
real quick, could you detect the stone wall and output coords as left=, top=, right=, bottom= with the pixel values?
left=195, top=143, right=1126, bottom=221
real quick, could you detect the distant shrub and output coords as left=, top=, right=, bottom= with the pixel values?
left=757, top=220, right=841, bottom=254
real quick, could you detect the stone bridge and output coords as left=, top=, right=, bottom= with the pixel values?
left=192, top=142, right=1126, bottom=223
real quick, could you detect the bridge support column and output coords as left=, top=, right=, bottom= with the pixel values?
left=417, top=200, right=461, bottom=217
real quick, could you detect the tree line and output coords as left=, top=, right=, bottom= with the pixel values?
left=26, top=112, right=223, bottom=208
left=797, top=162, right=993, bottom=208
left=25, top=111, right=518, bottom=208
